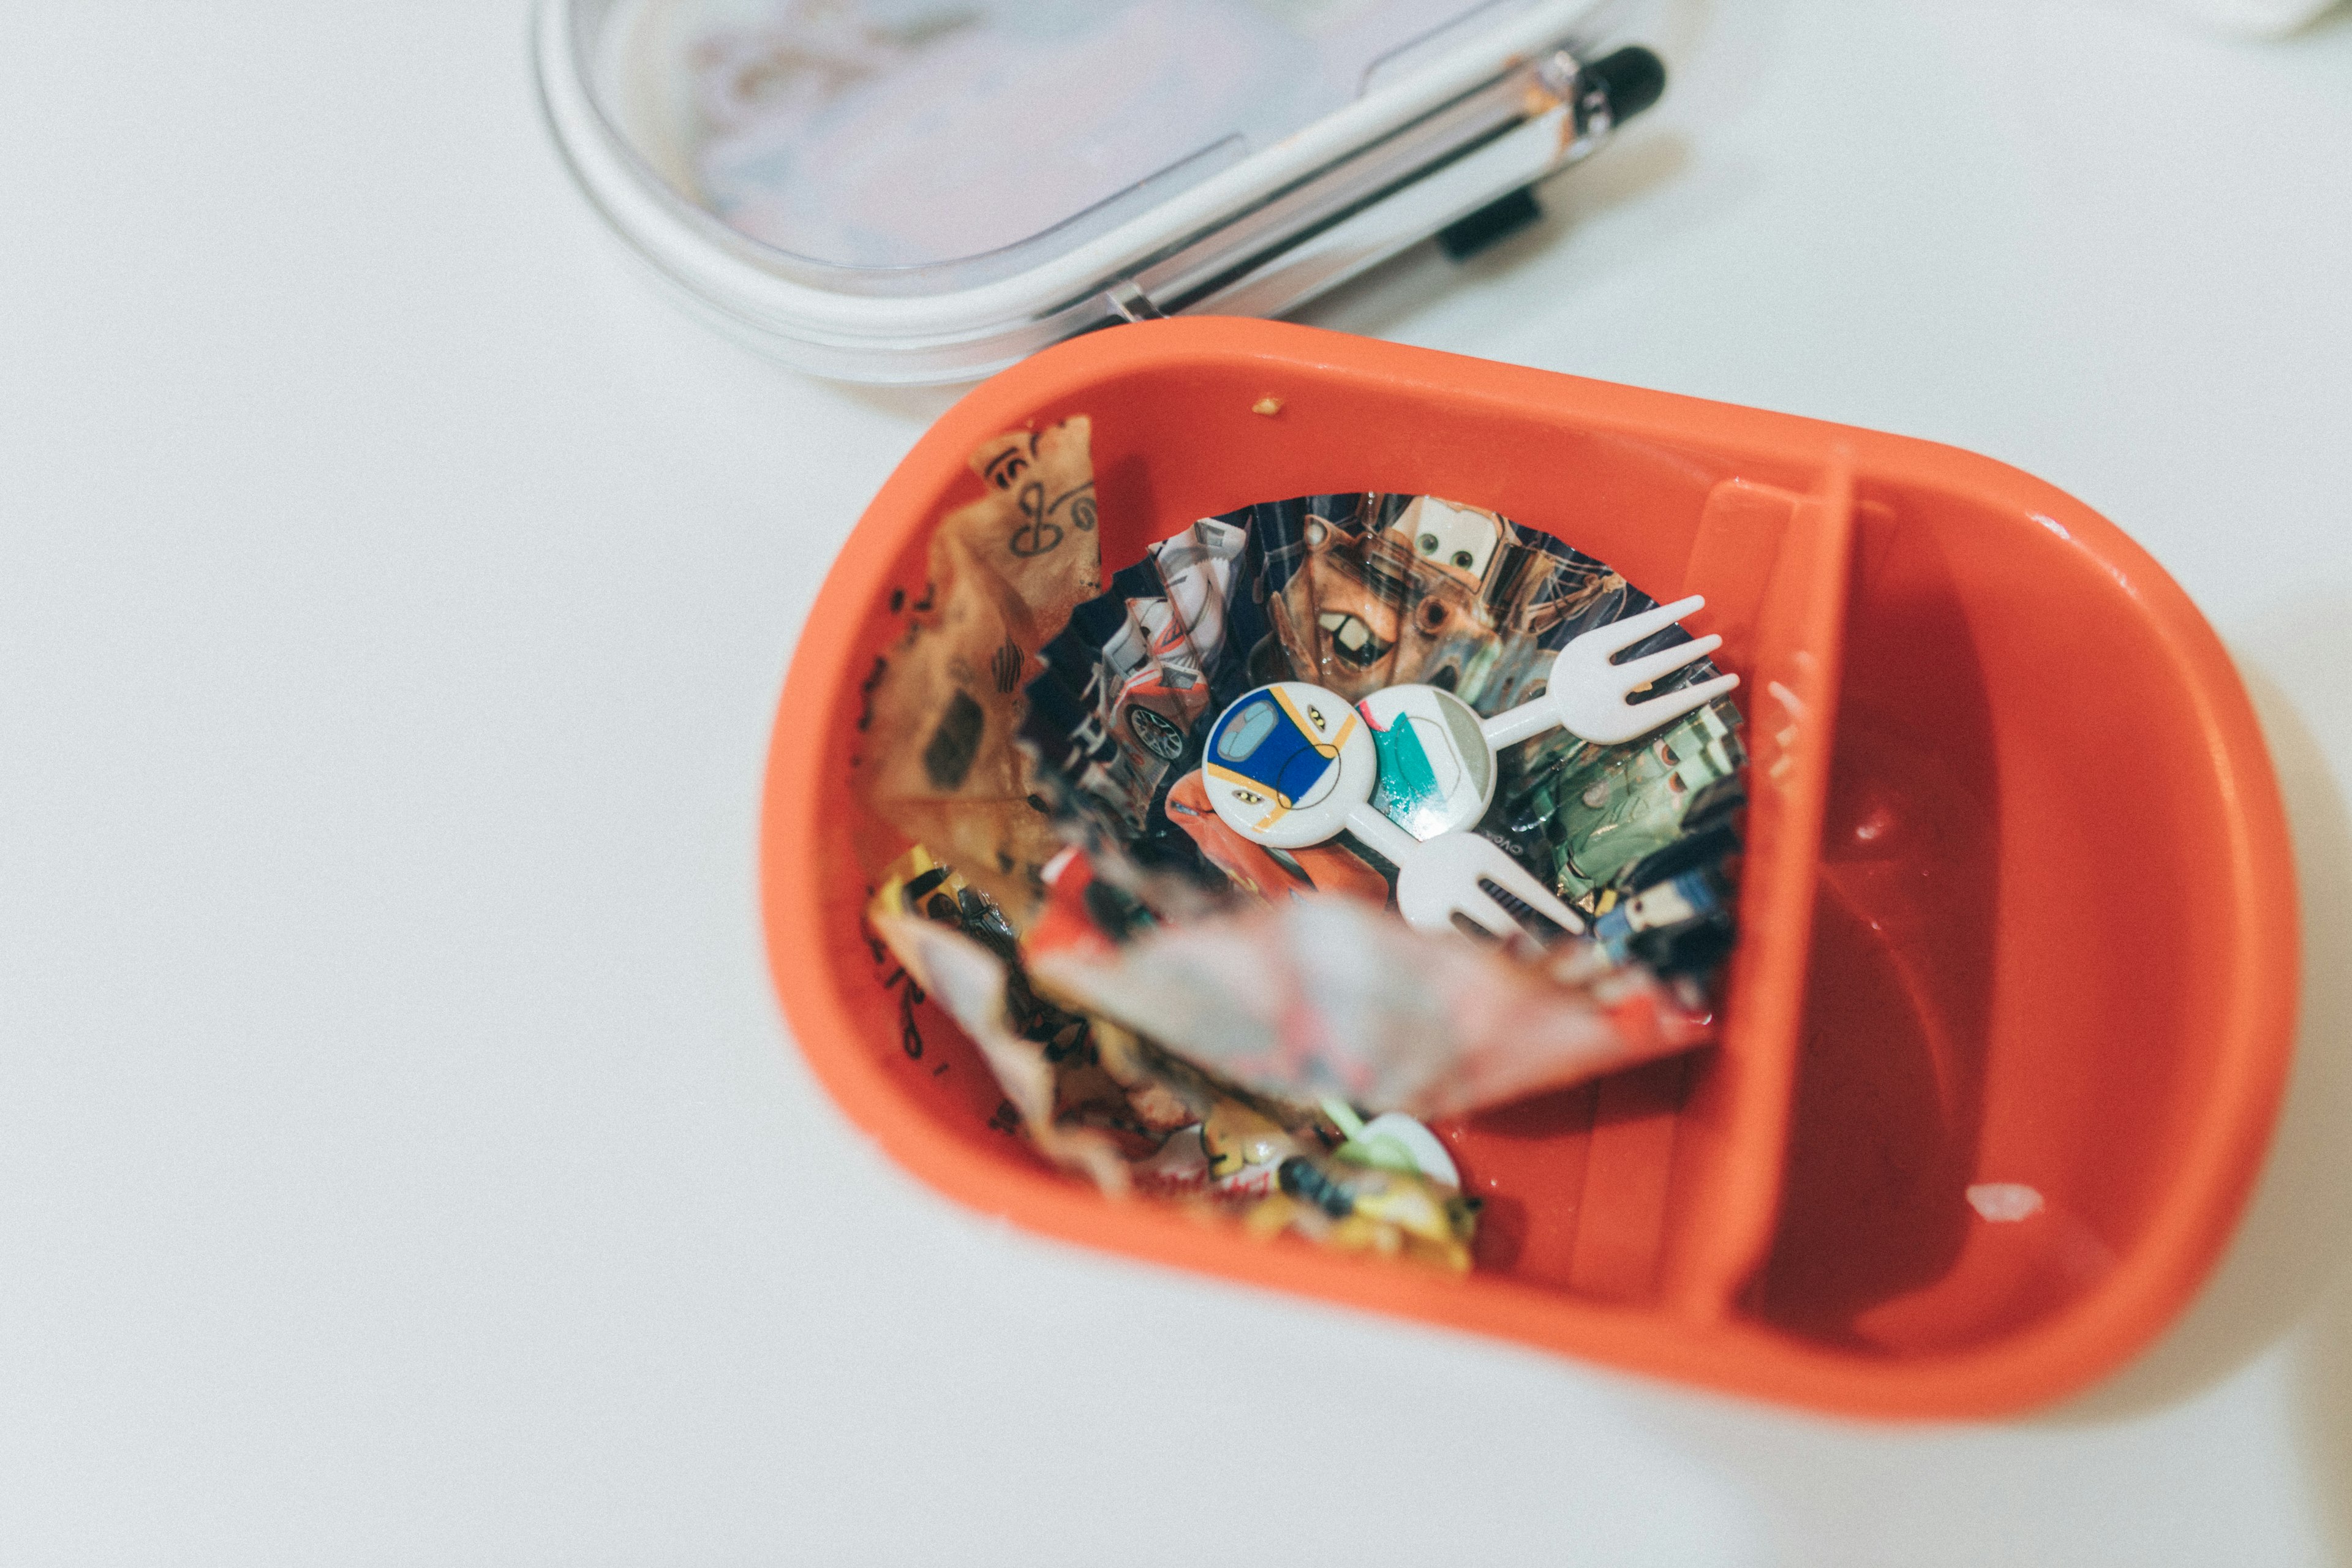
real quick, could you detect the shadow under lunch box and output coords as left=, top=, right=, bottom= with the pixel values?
left=760, top=317, right=2298, bottom=1419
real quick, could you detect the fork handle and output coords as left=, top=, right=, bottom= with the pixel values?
left=1478, top=696, right=1561, bottom=751
left=1343, top=800, right=1425, bottom=866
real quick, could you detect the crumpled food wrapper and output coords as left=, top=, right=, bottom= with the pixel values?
left=1028, top=894, right=1713, bottom=1120
left=860, top=418, right=1101, bottom=922
left=869, top=849, right=1478, bottom=1269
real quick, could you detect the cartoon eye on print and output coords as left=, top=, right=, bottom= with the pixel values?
left=1400, top=499, right=1502, bottom=579
left=1216, top=696, right=1280, bottom=761
left=1415, top=533, right=1476, bottom=570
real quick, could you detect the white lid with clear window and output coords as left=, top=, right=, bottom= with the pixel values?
left=535, top=0, right=1665, bottom=383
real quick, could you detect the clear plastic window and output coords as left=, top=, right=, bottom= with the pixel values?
left=599, top=0, right=1548, bottom=271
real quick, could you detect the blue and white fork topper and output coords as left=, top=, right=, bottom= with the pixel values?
left=1201, top=681, right=1377, bottom=850
left=1200, top=679, right=1586, bottom=941
left=1193, top=594, right=1732, bottom=943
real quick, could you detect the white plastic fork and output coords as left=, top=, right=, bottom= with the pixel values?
left=1198, top=680, right=1585, bottom=943
left=1343, top=805, right=1588, bottom=942
left=1273, top=598, right=1728, bottom=937
left=1338, top=597, right=1742, bottom=847
left=1479, top=594, right=1739, bottom=750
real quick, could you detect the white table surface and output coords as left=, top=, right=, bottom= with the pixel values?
left=5, top=2, right=2350, bottom=1562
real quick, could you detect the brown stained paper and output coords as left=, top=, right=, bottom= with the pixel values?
left=864, top=419, right=1101, bottom=921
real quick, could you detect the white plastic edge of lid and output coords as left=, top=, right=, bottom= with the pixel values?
left=535, top=0, right=1610, bottom=358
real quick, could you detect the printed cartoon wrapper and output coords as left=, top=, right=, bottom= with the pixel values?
left=1015, top=483, right=1744, bottom=992
left=867, top=849, right=1477, bottom=1270
left=1016, top=491, right=1746, bottom=951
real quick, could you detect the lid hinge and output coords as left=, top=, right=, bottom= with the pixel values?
left=1103, top=278, right=1166, bottom=324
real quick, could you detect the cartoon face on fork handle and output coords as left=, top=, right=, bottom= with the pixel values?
left=1201, top=682, right=1378, bottom=850
left=1203, top=682, right=1585, bottom=940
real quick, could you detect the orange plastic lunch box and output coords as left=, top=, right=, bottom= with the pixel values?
left=760, top=317, right=2297, bottom=1418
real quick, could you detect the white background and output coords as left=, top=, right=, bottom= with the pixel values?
left=5, top=2, right=2351, bottom=1562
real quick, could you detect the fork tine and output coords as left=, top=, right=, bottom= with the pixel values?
left=1656, top=677, right=1749, bottom=724
left=1623, top=671, right=1741, bottom=731
left=1452, top=887, right=1520, bottom=941
left=1590, top=594, right=1706, bottom=657
left=1474, top=854, right=1587, bottom=936
left=1613, top=631, right=1724, bottom=690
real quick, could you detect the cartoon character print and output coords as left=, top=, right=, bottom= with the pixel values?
left=1506, top=701, right=1745, bottom=902
left=1395, top=495, right=1504, bottom=583
left=1163, top=771, right=1391, bottom=908
left=1200, top=682, right=1363, bottom=846
left=1256, top=493, right=1637, bottom=713
left=1018, top=516, right=1255, bottom=832
left=1022, top=489, right=1745, bottom=932
left=1261, top=497, right=1414, bottom=699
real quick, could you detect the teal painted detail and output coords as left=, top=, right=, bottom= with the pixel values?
left=1368, top=711, right=1449, bottom=838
